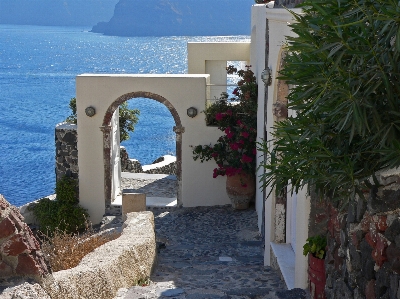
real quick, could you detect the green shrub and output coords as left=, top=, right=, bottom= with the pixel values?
left=32, top=176, right=88, bottom=235
left=260, top=0, right=400, bottom=202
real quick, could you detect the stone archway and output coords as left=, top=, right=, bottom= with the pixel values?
left=101, top=91, right=184, bottom=215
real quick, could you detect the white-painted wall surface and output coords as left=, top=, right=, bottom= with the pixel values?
left=187, top=42, right=251, bottom=74
left=76, top=74, right=235, bottom=224
left=188, top=42, right=251, bottom=101
left=264, top=8, right=310, bottom=289
left=250, top=4, right=267, bottom=233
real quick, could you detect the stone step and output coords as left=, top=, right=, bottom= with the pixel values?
left=112, top=195, right=177, bottom=209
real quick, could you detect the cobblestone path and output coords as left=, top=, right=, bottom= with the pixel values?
left=114, top=206, right=308, bottom=299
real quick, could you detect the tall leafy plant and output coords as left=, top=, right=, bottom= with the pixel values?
left=260, top=0, right=400, bottom=201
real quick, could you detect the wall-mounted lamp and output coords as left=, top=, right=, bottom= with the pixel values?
left=187, top=107, right=198, bottom=118
left=261, top=68, right=272, bottom=86
left=85, top=106, right=96, bottom=117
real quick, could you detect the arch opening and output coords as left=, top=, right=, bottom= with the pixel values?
left=101, top=91, right=184, bottom=215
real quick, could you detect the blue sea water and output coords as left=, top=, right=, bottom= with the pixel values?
left=0, top=24, right=249, bottom=207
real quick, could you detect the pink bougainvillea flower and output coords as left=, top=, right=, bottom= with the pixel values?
left=233, top=88, right=238, bottom=95
left=225, top=167, right=241, bottom=176
left=253, top=148, right=257, bottom=155
left=241, top=131, right=249, bottom=138
left=241, top=154, right=253, bottom=163
left=239, top=139, right=245, bottom=144
left=230, top=143, right=240, bottom=151
left=211, top=152, right=219, bottom=157
left=213, top=167, right=226, bottom=178
left=215, top=112, right=225, bottom=121
left=213, top=169, right=218, bottom=178
left=225, top=127, right=234, bottom=139
left=236, top=119, right=243, bottom=126
left=226, top=109, right=233, bottom=116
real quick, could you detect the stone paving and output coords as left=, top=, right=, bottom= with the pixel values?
left=120, top=173, right=177, bottom=198
left=112, top=204, right=308, bottom=299
left=115, top=174, right=309, bottom=299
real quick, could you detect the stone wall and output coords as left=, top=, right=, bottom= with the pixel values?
left=1, top=211, right=156, bottom=299
left=0, top=195, right=48, bottom=283
left=41, top=212, right=156, bottom=299
left=120, top=146, right=143, bottom=173
left=316, top=170, right=400, bottom=299
left=143, top=155, right=177, bottom=176
left=55, top=122, right=78, bottom=181
left=121, top=148, right=177, bottom=175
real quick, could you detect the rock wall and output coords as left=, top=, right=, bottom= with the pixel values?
left=121, top=148, right=177, bottom=175
left=0, top=195, right=48, bottom=283
left=41, top=212, right=156, bottom=299
left=1, top=211, right=156, bottom=299
left=143, top=155, right=177, bottom=176
left=143, top=163, right=176, bottom=175
left=318, top=170, right=400, bottom=299
left=120, top=146, right=143, bottom=173
left=55, top=122, right=78, bottom=182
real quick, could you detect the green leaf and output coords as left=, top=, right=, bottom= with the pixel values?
left=395, top=26, right=400, bottom=52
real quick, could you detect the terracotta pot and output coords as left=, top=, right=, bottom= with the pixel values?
left=226, top=173, right=255, bottom=210
left=308, top=254, right=326, bottom=299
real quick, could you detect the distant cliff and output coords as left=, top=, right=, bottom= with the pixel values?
left=0, top=0, right=118, bottom=26
left=91, top=0, right=255, bottom=36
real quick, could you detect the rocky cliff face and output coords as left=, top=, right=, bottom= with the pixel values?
left=0, top=0, right=118, bottom=26
left=92, top=0, right=254, bottom=36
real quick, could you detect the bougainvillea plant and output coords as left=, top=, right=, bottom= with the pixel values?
left=192, top=65, right=257, bottom=179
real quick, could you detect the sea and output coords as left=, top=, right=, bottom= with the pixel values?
left=0, top=24, right=249, bottom=207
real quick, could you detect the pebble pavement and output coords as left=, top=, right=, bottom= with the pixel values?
left=120, top=174, right=177, bottom=198
left=114, top=174, right=309, bottom=299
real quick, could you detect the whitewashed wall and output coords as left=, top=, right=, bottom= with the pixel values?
left=250, top=4, right=268, bottom=233
left=263, top=8, right=310, bottom=289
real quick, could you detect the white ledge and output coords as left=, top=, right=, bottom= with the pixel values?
left=271, top=242, right=295, bottom=290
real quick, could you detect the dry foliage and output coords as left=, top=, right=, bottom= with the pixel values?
left=40, top=226, right=120, bottom=272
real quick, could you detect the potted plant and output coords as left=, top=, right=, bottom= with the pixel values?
left=192, top=65, right=257, bottom=209
left=303, top=235, right=327, bottom=299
